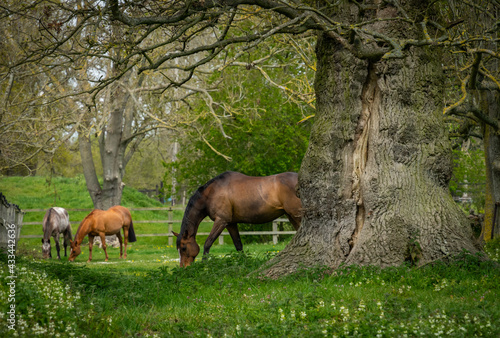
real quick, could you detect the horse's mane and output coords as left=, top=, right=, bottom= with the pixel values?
left=42, top=208, right=54, bottom=240
left=179, top=172, right=231, bottom=236
left=74, top=209, right=98, bottom=240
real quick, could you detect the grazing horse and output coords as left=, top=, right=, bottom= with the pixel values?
left=68, top=205, right=136, bottom=262
left=42, top=207, right=72, bottom=259
left=173, top=171, right=302, bottom=267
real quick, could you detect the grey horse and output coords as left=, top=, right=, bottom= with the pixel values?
left=42, top=207, right=72, bottom=259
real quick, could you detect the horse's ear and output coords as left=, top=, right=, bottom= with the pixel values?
left=172, top=231, right=179, bottom=237
left=69, top=239, right=73, bottom=246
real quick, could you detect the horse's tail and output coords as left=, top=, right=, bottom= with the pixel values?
left=128, top=221, right=137, bottom=243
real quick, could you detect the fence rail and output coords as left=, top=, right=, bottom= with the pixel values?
left=20, top=207, right=296, bottom=245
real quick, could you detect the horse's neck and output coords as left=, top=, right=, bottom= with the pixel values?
left=43, top=223, right=53, bottom=241
left=181, top=205, right=206, bottom=237
left=74, top=223, right=90, bottom=245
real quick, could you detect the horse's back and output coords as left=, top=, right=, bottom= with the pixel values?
left=108, top=205, right=132, bottom=223
left=205, top=172, right=299, bottom=223
left=44, top=207, right=70, bottom=233
left=53, top=207, right=69, bottom=221
left=219, top=171, right=298, bottom=197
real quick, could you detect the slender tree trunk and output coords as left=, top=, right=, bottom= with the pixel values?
left=79, top=113, right=103, bottom=208
left=481, top=90, right=500, bottom=241
left=262, top=3, right=478, bottom=277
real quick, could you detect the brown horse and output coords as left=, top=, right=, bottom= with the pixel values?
left=173, top=171, right=302, bottom=267
left=42, top=207, right=72, bottom=259
left=68, top=205, right=137, bottom=262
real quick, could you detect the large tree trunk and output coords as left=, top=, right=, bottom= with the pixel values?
left=263, top=3, right=478, bottom=277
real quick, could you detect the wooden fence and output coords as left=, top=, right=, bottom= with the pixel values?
left=20, top=207, right=296, bottom=245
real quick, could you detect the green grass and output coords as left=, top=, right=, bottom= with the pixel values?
left=1, top=176, right=500, bottom=336
left=1, top=245, right=499, bottom=337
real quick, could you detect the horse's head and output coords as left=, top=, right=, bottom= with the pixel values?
left=173, top=231, right=200, bottom=267
left=41, top=239, right=51, bottom=259
left=68, top=240, right=81, bottom=262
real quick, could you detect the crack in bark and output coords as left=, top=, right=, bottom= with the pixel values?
left=349, top=62, right=379, bottom=251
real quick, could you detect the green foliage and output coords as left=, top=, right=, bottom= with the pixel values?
left=485, top=237, right=500, bottom=261
left=1, top=246, right=499, bottom=337
left=449, top=142, right=486, bottom=213
left=164, top=97, right=311, bottom=195
left=36, top=141, right=83, bottom=178
left=163, top=57, right=313, bottom=197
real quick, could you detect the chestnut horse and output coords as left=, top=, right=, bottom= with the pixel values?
left=42, top=207, right=72, bottom=259
left=68, top=205, right=136, bottom=262
left=173, top=171, right=302, bottom=267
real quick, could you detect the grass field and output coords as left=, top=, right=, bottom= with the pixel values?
left=1, top=176, right=500, bottom=337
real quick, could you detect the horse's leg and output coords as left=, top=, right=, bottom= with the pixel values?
left=285, top=213, right=301, bottom=230
left=122, top=227, right=129, bottom=259
left=283, top=194, right=302, bottom=230
left=54, top=235, right=61, bottom=260
left=88, top=234, right=95, bottom=263
left=203, top=218, right=228, bottom=259
left=226, top=223, right=243, bottom=251
left=116, top=232, right=123, bottom=259
left=99, top=233, right=109, bottom=261
left=63, top=231, right=70, bottom=257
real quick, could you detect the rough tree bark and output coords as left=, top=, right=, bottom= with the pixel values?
left=263, top=3, right=479, bottom=277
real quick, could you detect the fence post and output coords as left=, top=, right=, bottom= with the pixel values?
left=168, top=207, right=173, bottom=246
left=273, top=221, right=278, bottom=245
left=219, top=233, right=224, bottom=245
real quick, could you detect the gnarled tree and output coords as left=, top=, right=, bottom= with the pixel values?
left=5, top=0, right=489, bottom=276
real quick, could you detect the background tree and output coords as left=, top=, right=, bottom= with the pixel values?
left=449, top=142, right=486, bottom=214
left=0, top=2, right=80, bottom=176
left=442, top=0, right=500, bottom=241
left=0, top=1, right=220, bottom=211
